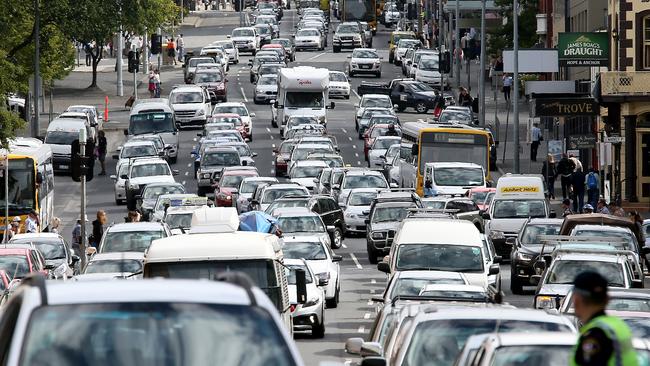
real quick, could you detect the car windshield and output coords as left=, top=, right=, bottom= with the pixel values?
left=131, top=164, right=170, bottom=178
left=129, top=113, right=176, bottom=135
left=288, top=117, right=319, bottom=128
left=233, top=29, right=254, bottom=37
left=492, top=200, right=547, bottom=219
left=370, top=117, right=398, bottom=126
left=213, top=105, right=248, bottom=116
left=266, top=199, right=309, bottom=213
left=271, top=39, right=290, bottom=47
left=330, top=73, right=347, bottom=82
left=171, top=91, right=204, bottom=104
left=45, top=131, right=78, bottom=145
left=433, top=167, right=484, bottom=187
left=122, top=144, right=157, bottom=158
left=521, top=224, right=561, bottom=245
left=195, top=73, right=223, bottom=83
left=398, top=39, right=420, bottom=48
left=373, top=138, right=401, bottom=150
left=348, top=191, right=378, bottom=206
left=408, top=82, right=435, bottom=92
left=343, top=175, right=387, bottom=189
left=298, top=29, right=319, bottom=37
left=189, top=58, right=215, bottom=67
left=403, top=319, right=569, bottom=366
left=371, top=205, right=410, bottom=223
left=262, top=188, right=307, bottom=203
left=277, top=216, right=325, bottom=233
left=20, top=303, right=298, bottom=366
left=240, top=180, right=274, bottom=194
left=10, top=238, right=66, bottom=259
left=291, top=165, right=324, bottom=178
left=215, top=42, right=233, bottom=49
left=286, top=265, right=314, bottom=284
left=362, top=109, right=390, bottom=120
left=396, top=244, right=484, bottom=272
left=573, top=229, right=637, bottom=251
left=623, top=317, right=650, bottom=339
left=285, top=92, right=324, bottom=108
left=548, top=260, right=624, bottom=286
left=337, top=24, right=359, bottom=33
left=353, top=50, right=378, bottom=58
left=165, top=213, right=193, bottom=229
left=292, top=147, right=332, bottom=161
left=439, top=111, right=472, bottom=124
left=418, top=289, right=489, bottom=301
left=101, top=230, right=164, bottom=253
left=370, top=127, right=401, bottom=138
left=419, top=57, right=439, bottom=71
left=469, top=190, right=490, bottom=203
left=283, top=242, right=327, bottom=260
left=492, top=345, right=573, bottom=366
left=423, top=200, right=446, bottom=209
left=388, top=277, right=466, bottom=299
left=202, top=152, right=240, bottom=166
left=0, top=255, right=30, bottom=278
left=279, top=142, right=296, bottom=153
left=256, top=26, right=271, bottom=35
left=143, top=185, right=185, bottom=199
left=221, top=175, right=246, bottom=188
left=258, top=76, right=277, bottom=85
left=361, top=97, right=392, bottom=108
left=85, top=259, right=143, bottom=274
left=608, top=297, right=650, bottom=312
left=311, top=156, right=344, bottom=167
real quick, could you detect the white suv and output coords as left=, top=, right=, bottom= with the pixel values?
left=168, top=85, right=212, bottom=128
left=231, top=27, right=260, bottom=55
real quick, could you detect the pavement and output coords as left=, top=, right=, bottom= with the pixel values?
left=38, top=8, right=617, bottom=365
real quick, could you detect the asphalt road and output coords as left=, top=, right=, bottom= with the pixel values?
left=51, top=9, right=538, bottom=365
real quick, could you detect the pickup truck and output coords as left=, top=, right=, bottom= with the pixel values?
left=357, top=79, right=443, bottom=114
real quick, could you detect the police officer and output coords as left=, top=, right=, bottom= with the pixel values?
left=572, top=271, right=638, bottom=366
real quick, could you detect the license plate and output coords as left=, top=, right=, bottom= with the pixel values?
left=361, top=65, right=371, bottom=69
left=59, top=165, right=69, bottom=169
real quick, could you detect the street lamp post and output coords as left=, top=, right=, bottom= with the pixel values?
left=454, top=0, right=460, bottom=89
left=479, top=0, right=486, bottom=127
left=32, top=0, right=41, bottom=138
left=1, top=152, right=8, bottom=244
left=513, top=0, right=520, bottom=173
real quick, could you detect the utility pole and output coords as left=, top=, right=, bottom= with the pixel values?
left=2, top=152, right=8, bottom=244
left=479, top=0, right=486, bottom=127
left=439, top=0, right=444, bottom=90
left=117, top=28, right=124, bottom=97
left=157, top=27, right=162, bottom=71
left=416, top=0, right=422, bottom=39
left=143, top=30, right=149, bottom=76
left=32, top=0, right=41, bottom=138
left=454, top=0, right=460, bottom=89
left=78, top=129, right=88, bottom=269
left=513, top=0, right=520, bottom=173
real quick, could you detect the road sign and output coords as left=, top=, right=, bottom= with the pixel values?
left=604, top=136, right=625, bottom=144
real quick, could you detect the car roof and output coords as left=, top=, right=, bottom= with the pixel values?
left=89, top=252, right=145, bottom=261
left=394, top=270, right=466, bottom=280
left=107, top=222, right=166, bottom=232
left=345, top=169, right=383, bottom=176
left=485, top=332, right=577, bottom=347
left=554, top=252, right=624, bottom=263
left=0, top=248, right=30, bottom=255
left=147, top=232, right=280, bottom=261
left=397, top=219, right=481, bottom=246
left=170, top=85, right=204, bottom=93
left=526, top=218, right=564, bottom=225
left=144, top=182, right=184, bottom=189
left=362, top=94, right=391, bottom=99
left=131, top=157, right=167, bottom=165
left=123, top=140, right=156, bottom=147
left=414, top=306, right=574, bottom=323
left=11, top=233, right=63, bottom=241
left=572, top=224, right=632, bottom=233
left=294, top=160, right=329, bottom=167
left=275, top=208, right=318, bottom=217
left=427, top=162, right=483, bottom=168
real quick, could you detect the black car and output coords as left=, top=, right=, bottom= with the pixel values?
left=509, top=218, right=563, bottom=294
left=265, top=195, right=347, bottom=247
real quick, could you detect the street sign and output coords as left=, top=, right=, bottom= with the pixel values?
left=604, top=136, right=625, bottom=144
left=568, top=135, right=597, bottom=149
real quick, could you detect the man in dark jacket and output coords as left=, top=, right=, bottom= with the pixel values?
left=571, top=167, right=586, bottom=213
left=556, top=153, right=575, bottom=200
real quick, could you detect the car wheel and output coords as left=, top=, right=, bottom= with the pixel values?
left=253, top=99, right=259, bottom=105
left=252, top=49, right=257, bottom=56
left=330, top=227, right=343, bottom=249
left=326, top=285, right=339, bottom=308
left=115, top=198, right=123, bottom=205
left=250, top=75, right=255, bottom=83
left=510, top=271, right=524, bottom=295
left=169, top=156, right=177, bottom=164
left=333, top=46, right=340, bottom=53
left=415, top=102, right=428, bottom=114
left=312, top=313, right=325, bottom=338
left=355, top=121, right=359, bottom=131
left=367, top=243, right=379, bottom=264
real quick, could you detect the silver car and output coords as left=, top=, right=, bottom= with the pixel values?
left=367, top=136, right=401, bottom=168
left=342, top=188, right=380, bottom=234
left=254, top=74, right=278, bottom=104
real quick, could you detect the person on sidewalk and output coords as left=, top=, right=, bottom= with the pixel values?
left=502, top=73, right=513, bottom=102
left=177, top=34, right=185, bottom=62
left=557, top=153, right=575, bottom=200
left=25, top=210, right=39, bottom=233
left=596, top=198, right=610, bottom=215
left=96, top=130, right=107, bottom=175
left=458, top=87, right=473, bottom=107
left=541, top=154, right=556, bottom=200
left=586, top=168, right=599, bottom=209
left=571, top=167, right=586, bottom=213
left=148, top=70, right=156, bottom=98
left=84, top=43, right=93, bottom=66
left=530, top=122, right=542, bottom=162
left=562, top=199, right=573, bottom=217
left=153, top=69, right=161, bottom=98
left=90, top=210, right=107, bottom=248
left=569, top=153, right=583, bottom=172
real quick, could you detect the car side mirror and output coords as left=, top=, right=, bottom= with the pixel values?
left=44, top=263, right=56, bottom=270
left=360, top=342, right=383, bottom=358
left=251, top=152, right=258, bottom=157
left=530, top=275, right=542, bottom=286
left=493, top=255, right=503, bottom=264
left=345, top=337, right=364, bottom=355
left=123, top=129, right=128, bottom=136
left=389, top=182, right=398, bottom=188
left=71, top=254, right=80, bottom=264
left=250, top=112, right=256, bottom=117
left=120, top=174, right=128, bottom=180
left=488, top=264, right=500, bottom=275
left=377, top=262, right=390, bottom=273
left=295, top=268, right=307, bottom=304
left=326, top=225, right=336, bottom=233
left=112, top=154, right=119, bottom=159
left=549, top=210, right=557, bottom=218
left=332, top=254, right=343, bottom=262
left=317, top=277, right=329, bottom=286
left=361, top=357, right=387, bottom=366
left=328, top=101, right=335, bottom=109
left=110, top=175, right=117, bottom=181
left=134, top=194, right=142, bottom=200
left=480, top=211, right=490, bottom=220
left=346, top=55, right=352, bottom=59
left=632, top=279, right=644, bottom=288
left=172, top=170, right=179, bottom=176
left=364, top=219, right=370, bottom=224
left=642, top=247, right=650, bottom=256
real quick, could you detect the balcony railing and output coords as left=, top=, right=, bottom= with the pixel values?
left=600, top=71, right=650, bottom=96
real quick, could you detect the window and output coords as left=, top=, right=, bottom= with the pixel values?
left=644, top=16, right=650, bottom=69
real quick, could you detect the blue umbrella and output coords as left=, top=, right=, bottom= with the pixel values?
left=239, top=211, right=279, bottom=234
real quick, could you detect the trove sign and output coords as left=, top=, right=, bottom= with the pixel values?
left=557, top=32, right=609, bottom=67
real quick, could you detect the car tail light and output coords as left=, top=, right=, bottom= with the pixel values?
left=290, top=304, right=297, bottom=312
left=217, top=82, right=225, bottom=90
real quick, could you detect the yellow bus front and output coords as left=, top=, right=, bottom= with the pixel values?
left=0, top=155, right=41, bottom=233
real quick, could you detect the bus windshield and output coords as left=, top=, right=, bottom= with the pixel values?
left=129, top=113, right=176, bottom=135
left=418, top=132, right=488, bottom=174
left=0, top=158, right=36, bottom=215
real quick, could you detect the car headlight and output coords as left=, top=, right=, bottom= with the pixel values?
left=315, top=272, right=330, bottom=285
left=197, top=109, right=205, bottom=116
left=201, top=173, right=211, bottom=179
left=535, top=296, right=557, bottom=309
left=489, top=230, right=505, bottom=240
left=304, top=296, right=320, bottom=307
left=353, top=35, right=361, bottom=40
left=516, top=252, right=534, bottom=262
left=371, top=231, right=386, bottom=240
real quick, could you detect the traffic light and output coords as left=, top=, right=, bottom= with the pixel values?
left=151, top=34, right=162, bottom=55
left=440, top=51, right=451, bottom=73
left=128, top=50, right=139, bottom=73
left=71, top=139, right=95, bottom=182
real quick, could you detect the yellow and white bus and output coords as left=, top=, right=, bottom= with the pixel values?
left=400, top=122, right=492, bottom=196
left=0, top=138, right=54, bottom=232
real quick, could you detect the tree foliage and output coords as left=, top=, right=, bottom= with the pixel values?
left=488, top=0, right=540, bottom=57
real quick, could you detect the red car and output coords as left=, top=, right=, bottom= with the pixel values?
left=209, top=113, right=246, bottom=139
left=363, top=123, right=402, bottom=160
left=213, top=169, right=259, bottom=207
left=0, top=247, right=48, bottom=279
left=273, top=139, right=298, bottom=177
left=468, top=187, right=497, bottom=211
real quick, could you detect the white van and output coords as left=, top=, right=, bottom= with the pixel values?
left=424, top=162, right=487, bottom=196
left=271, top=66, right=334, bottom=129
left=45, top=118, right=92, bottom=173
left=484, top=174, right=555, bottom=258
left=143, top=207, right=303, bottom=333
left=128, top=101, right=179, bottom=163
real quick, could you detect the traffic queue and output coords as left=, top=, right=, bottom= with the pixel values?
left=0, top=1, right=649, bottom=365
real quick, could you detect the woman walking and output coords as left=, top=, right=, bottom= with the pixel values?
left=541, top=154, right=557, bottom=200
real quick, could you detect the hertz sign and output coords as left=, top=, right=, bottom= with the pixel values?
left=500, top=186, right=540, bottom=193
left=534, top=98, right=598, bottom=117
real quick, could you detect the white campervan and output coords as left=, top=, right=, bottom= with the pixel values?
left=143, top=207, right=303, bottom=333
left=271, top=66, right=334, bottom=129
left=128, top=100, right=179, bottom=163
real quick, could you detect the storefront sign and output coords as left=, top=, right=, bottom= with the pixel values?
left=558, top=32, right=609, bottom=67
left=534, top=98, right=598, bottom=117
left=568, top=135, right=597, bottom=149
left=603, top=136, right=625, bottom=144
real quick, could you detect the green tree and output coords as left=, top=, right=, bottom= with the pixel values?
left=488, top=0, right=540, bottom=57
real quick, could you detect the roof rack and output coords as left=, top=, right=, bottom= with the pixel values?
left=551, top=247, right=637, bottom=258
left=21, top=274, right=48, bottom=306
left=539, top=235, right=627, bottom=244
left=405, top=208, right=456, bottom=219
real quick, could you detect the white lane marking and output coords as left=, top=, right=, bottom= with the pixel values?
left=370, top=289, right=375, bottom=294
left=364, top=313, right=371, bottom=319
left=342, top=243, right=347, bottom=249
left=357, top=161, right=362, bottom=166
left=266, top=127, right=271, bottom=133
left=341, top=128, right=347, bottom=134
left=182, top=180, right=186, bottom=185
left=367, top=300, right=373, bottom=306
left=357, top=326, right=365, bottom=333
left=270, top=135, right=274, bottom=140
left=350, top=253, right=362, bottom=269
left=344, top=360, right=352, bottom=366
left=352, top=89, right=360, bottom=99
left=271, top=161, right=275, bottom=166
left=240, top=87, right=248, bottom=102
left=307, top=52, right=326, bottom=60
left=371, top=279, right=377, bottom=284
left=192, top=145, right=196, bottom=150
left=187, top=163, right=191, bottom=167
left=193, top=137, right=197, bottom=142
left=348, top=136, right=353, bottom=141
left=352, top=145, right=357, bottom=149
left=184, top=172, right=189, bottom=176
left=272, top=143, right=276, bottom=148
left=355, top=153, right=359, bottom=157
left=271, top=169, right=275, bottom=175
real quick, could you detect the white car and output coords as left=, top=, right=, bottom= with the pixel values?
left=367, top=136, right=402, bottom=168
left=98, top=222, right=171, bottom=254
left=336, top=169, right=389, bottom=206
left=212, top=40, right=239, bottom=64
left=254, top=74, right=278, bottom=104
left=394, top=39, right=422, bottom=65
left=328, top=71, right=351, bottom=99
left=375, top=270, right=469, bottom=305
left=294, top=28, right=324, bottom=51
left=236, top=177, right=278, bottom=213
left=347, top=48, right=382, bottom=78
left=283, top=236, right=342, bottom=308
left=230, top=27, right=260, bottom=54
left=110, top=161, right=130, bottom=205
left=289, top=160, right=329, bottom=192
left=168, top=85, right=212, bottom=128
left=212, top=102, right=256, bottom=141
left=383, top=3, right=400, bottom=25
left=415, top=55, right=445, bottom=89
left=355, top=94, right=393, bottom=123
left=285, top=259, right=326, bottom=338
left=342, top=188, right=380, bottom=234
left=150, top=193, right=199, bottom=222
left=114, top=140, right=159, bottom=169
left=123, top=158, right=178, bottom=208
left=81, top=252, right=144, bottom=278
left=255, top=15, right=280, bottom=36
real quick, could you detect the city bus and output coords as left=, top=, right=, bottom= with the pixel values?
left=340, top=0, right=377, bottom=32
left=400, top=122, right=492, bottom=196
left=0, top=138, right=54, bottom=233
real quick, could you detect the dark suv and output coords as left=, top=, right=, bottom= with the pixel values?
left=508, top=218, right=563, bottom=294
left=365, top=190, right=423, bottom=263
left=265, top=195, right=346, bottom=248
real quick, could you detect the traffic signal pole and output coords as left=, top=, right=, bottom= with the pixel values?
left=78, top=130, right=88, bottom=269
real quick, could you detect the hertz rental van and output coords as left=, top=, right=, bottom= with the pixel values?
left=483, top=174, right=555, bottom=258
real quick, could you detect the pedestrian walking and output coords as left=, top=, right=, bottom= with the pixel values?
left=25, top=210, right=39, bottom=233
left=530, top=122, right=542, bottom=162
left=90, top=210, right=107, bottom=248
left=166, top=38, right=177, bottom=65
left=596, top=198, right=610, bottom=215
left=571, top=271, right=638, bottom=366
left=562, top=199, right=573, bottom=217
left=569, top=153, right=583, bottom=172
left=10, top=217, right=21, bottom=236
left=541, top=154, right=556, bottom=200
left=586, top=168, right=599, bottom=208
left=96, top=130, right=107, bottom=175
left=71, top=216, right=86, bottom=257
left=502, top=73, right=513, bottom=102
left=556, top=153, right=576, bottom=200
left=148, top=70, right=156, bottom=98
left=84, top=43, right=93, bottom=66
left=571, top=168, right=586, bottom=213
left=457, top=87, right=473, bottom=107
left=177, top=34, right=185, bottom=61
